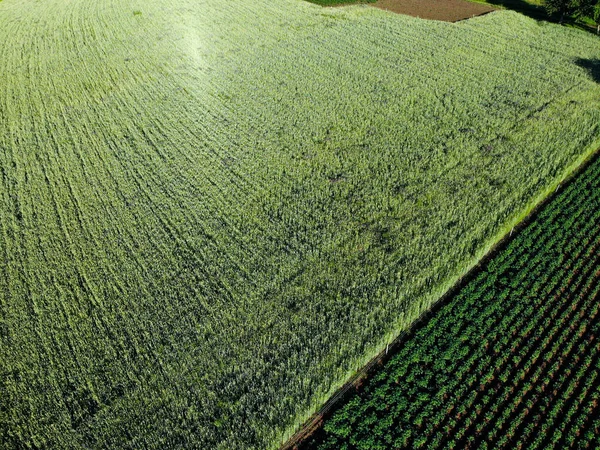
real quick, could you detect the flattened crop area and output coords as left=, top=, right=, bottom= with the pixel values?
left=1, top=1, right=600, bottom=449
left=305, top=154, right=600, bottom=449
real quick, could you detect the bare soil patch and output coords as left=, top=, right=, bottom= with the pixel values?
left=371, top=0, right=496, bottom=22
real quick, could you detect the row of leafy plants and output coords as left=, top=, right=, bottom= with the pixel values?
left=303, top=152, right=600, bottom=449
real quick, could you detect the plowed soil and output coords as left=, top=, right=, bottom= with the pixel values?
left=372, top=0, right=496, bottom=22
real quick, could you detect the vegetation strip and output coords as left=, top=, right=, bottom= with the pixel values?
left=300, top=150, right=600, bottom=449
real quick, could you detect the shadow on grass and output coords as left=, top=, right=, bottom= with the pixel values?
left=473, top=0, right=598, bottom=34
left=575, top=58, right=600, bottom=83
left=482, top=0, right=548, bottom=20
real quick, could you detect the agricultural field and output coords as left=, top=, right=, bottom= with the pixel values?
left=1, top=1, right=600, bottom=449
left=370, top=0, right=495, bottom=22
left=308, top=0, right=496, bottom=22
left=304, top=152, right=600, bottom=450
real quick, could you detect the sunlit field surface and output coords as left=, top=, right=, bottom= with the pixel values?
left=1, top=1, right=600, bottom=448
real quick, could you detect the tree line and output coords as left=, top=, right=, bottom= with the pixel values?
left=545, top=0, right=600, bottom=30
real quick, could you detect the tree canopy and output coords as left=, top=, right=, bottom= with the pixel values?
left=544, top=0, right=596, bottom=23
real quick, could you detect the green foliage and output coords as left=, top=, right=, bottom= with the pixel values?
left=308, top=154, right=600, bottom=449
left=0, top=1, right=600, bottom=449
left=543, top=0, right=595, bottom=20
left=593, top=2, right=600, bottom=23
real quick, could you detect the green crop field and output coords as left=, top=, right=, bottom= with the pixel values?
left=306, top=153, right=600, bottom=450
left=1, top=1, right=600, bottom=449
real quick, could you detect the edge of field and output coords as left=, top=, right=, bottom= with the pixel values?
left=279, top=137, right=600, bottom=450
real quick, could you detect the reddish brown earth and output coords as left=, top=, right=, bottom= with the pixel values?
left=371, top=0, right=496, bottom=22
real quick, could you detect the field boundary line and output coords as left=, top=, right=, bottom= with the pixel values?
left=279, top=143, right=600, bottom=450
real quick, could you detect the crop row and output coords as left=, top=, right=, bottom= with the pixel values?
left=306, top=153, right=600, bottom=449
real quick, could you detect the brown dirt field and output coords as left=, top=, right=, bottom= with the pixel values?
left=371, top=0, right=496, bottom=22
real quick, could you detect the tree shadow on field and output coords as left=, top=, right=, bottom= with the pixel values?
left=575, top=59, right=600, bottom=84
left=482, top=0, right=548, bottom=21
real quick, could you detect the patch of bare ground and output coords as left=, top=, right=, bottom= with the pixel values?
left=371, top=0, right=496, bottom=22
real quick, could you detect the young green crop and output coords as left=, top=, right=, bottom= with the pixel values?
left=306, top=154, right=600, bottom=449
left=1, top=1, right=600, bottom=449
